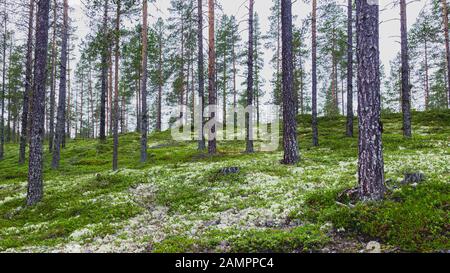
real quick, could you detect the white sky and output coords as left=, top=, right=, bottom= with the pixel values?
left=69, top=0, right=429, bottom=125
left=72, top=0, right=427, bottom=86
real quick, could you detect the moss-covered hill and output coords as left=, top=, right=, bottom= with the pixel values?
left=0, top=110, right=449, bottom=253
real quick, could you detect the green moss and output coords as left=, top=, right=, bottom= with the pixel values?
left=0, top=110, right=449, bottom=252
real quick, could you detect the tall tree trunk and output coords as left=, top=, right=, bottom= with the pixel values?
left=0, top=12, right=6, bottom=160
left=112, top=0, right=121, bottom=170
left=51, top=0, right=68, bottom=169
left=48, top=0, right=57, bottom=152
left=246, top=0, right=255, bottom=153
left=108, top=46, right=113, bottom=135
left=357, top=0, right=385, bottom=201
left=281, top=0, right=299, bottom=165
left=197, top=0, right=205, bottom=150
left=156, top=30, right=163, bottom=132
left=400, top=0, right=412, bottom=137
left=66, top=37, right=71, bottom=143
left=346, top=0, right=354, bottom=137
left=99, top=0, right=108, bottom=141
left=140, top=0, right=148, bottom=163
left=424, top=39, right=430, bottom=110
left=19, top=0, right=34, bottom=164
left=80, top=69, right=84, bottom=137
left=88, top=67, right=94, bottom=138
left=442, top=0, right=450, bottom=108
left=27, top=0, right=51, bottom=206
left=311, top=0, right=319, bottom=146
left=207, top=0, right=216, bottom=154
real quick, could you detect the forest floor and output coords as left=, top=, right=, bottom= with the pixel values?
left=0, top=111, right=449, bottom=253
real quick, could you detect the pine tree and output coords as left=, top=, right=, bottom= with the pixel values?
left=281, top=0, right=299, bottom=165
left=27, top=0, right=51, bottom=206
left=400, top=0, right=412, bottom=137
left=51, top=0, right=69, bottom=169
left=357, top=0, right=385, bottom=201
left=140, top=0, right=148, bottom=163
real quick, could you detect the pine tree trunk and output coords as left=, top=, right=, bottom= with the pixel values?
left=66, top=38, right=71, bottom=143
left=281, top=0, right=299, bottom=165
left=48, top=0, right=57, bottom=152
left=356, top=0, right=385, bottom=201
left=346, top=0, right=354, bottom=137
left=27, top=0, right=51, bottom=206
left=442, top=0, right=450, bottom=108
left=51, top=0, right=68, bottom=169
left=246, top=0, right=255, bottom=153
left=80, top=69, right=84, bottom=137
left=311, top=0, right=319, bottom=146
left=20, top=0, right=34, bottom=164
left=424, top=39, right=430, bottom=110
left=156, top=31, right=162, bottom=132
left=109, top=47, right=113, bottom=135
left=208, top=0, right=216, bottom=154
left=99, top=0, right=108, bottom=141
left=140, top=0, right=148, bottom=163
left=197, top=0, right=206, bottom=150
left=400, top=0, right=412, bottom=137
left=112, top=0, right=121, bottom=170
left=0, top=14, right=6, bottom=160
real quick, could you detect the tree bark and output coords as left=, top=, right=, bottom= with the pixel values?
left=400, top=0, right=412, bottom=137
left=113, top=0, right=121, bottom=170
left=51, top=0, right=68, bottom=169
left=208, top=0, right=216, bottom=154
left=99, top=0, right=109, bottom=141
left=27, top=0, right=51, bottom=206
left=19, top=0, right=34, bottom=164
left=48, top=0, right=57, bottom=152
left=246, top=0, right=254, bottom=153
left=197, top=0, right=205, bottom=150
left=442, top=0, right=450, bottom=108
left=140, top=0, right=148, bottom=163
left=356, top=0, right=385, bottom=201
left=424, top=39, right=430, bottom=110
left=0, top=12, right=6, bottom=160
left=156, top=27, right=163, bottom=132
left=346, top=0, right=354, bottom=137
left=281, top=0, right=299, bottom=165
left=311, top=0, right=319, bottom=146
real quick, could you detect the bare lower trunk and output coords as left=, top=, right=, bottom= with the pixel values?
left=207, top=0, right=216, bottom=154
left=100, top=0, right=108, bottom=141
left=346, top=0, right=354, bottom=137
left=311, top=0, right=319, bottom=146
left=51, top=0, right=68, bottom=169
left=113, top=0, right=121, bottom=170
left=156, top=31, right=163, bottom=132
left=140, top=0, right=148, bottom=163
left=400, top=0, right=412, bottom=137
left=27, top=0, right=51, bottom=206
left=48, top=0, right=57, bottom=152
left=281, top=0, right=299, bottom=165
left=246, top=0, right=254, bottom=153
left=442, top=0, right=450, bottom=108
left=356, top=0, right=385, bottom=201
left=197, top=0, right=205, bottom=150
left=19, top=0, right=34, bottom=164
left=424, top=40, right=430, bottom=110
left=0, top=14, right=6, bottom=160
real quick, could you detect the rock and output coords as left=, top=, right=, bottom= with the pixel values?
left=219, top=167, right=240, bottom=175
left=365, top=241, right=381, bottom=253
left=402, top=172, right=426, bottom=185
